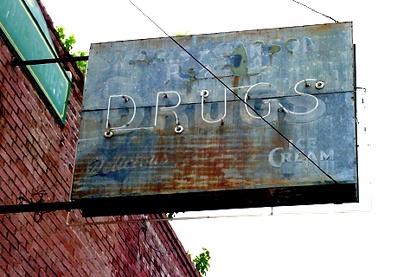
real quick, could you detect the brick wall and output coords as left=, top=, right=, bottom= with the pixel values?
left=0, top=1, right=199, bottom=276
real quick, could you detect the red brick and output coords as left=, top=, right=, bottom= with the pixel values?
left=11, top=111, right=24, bottom=129
left=22, top=260, right=37, bottom=276
left=0, top=75, right=14, bottom=95
left=0, top=12, right=199, bottom=277
left=14, top=95, right=28, bottom=113
left=0, top=232, right=11, bottom=253
left=31, top=141, right=44, bottom=158
left=1, top=163, right=16, bottom=181
left=5, top=96, right=19, bottom=115
left=0, top=184, right=13, bottom=203
left=6, top=265, right=20, bottom=276
left=0, top=47, right=10, bottom=65
left=28, top=127, right=41, bottom=142
left=6, top=146, right=19, bottom=164
left=2, top=252, right=17, bottom=273
left=2, top=128, right=15, bottom=147
left=33, top=256, right=47, bottom=273
left=0, top=147, right=11, bottom=164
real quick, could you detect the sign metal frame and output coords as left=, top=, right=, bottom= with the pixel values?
left=71, top=22, right=358, bottom=216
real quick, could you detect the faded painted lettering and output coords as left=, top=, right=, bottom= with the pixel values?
left=268, top=137, right=334, bottom=168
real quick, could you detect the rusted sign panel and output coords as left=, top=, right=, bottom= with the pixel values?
left=71, top=22, right=358, bottom=216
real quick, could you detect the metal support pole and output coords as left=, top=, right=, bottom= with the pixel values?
left=12, top=56, right=89, bottom=66
left=0, top=201, right=77, bottom=215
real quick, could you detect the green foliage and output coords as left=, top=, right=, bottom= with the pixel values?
left=165, top=212, right=210, bottom=275
left=175, top=31, right=189, bottom=37
left=193, top=248, right=211, bottom=276
left=56, top=26, right=75, bottom=52
left=165, top=211, right=185, bottom=218
left=56, top=26, right=87, bottom=73
left=166, top=212, right=177, bottom=219
left=72, top=50, right=88, bottom=74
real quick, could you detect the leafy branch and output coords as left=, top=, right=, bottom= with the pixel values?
left=175, top=31, right=189, bottom=37
left=165, top=212, right=211, bottom=276
left=56, top=26, right=87, bottom=73
left=190, top=248, right=211, bottom=276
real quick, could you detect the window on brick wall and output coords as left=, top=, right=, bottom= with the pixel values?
left=0, top=0, right=71, bottom=124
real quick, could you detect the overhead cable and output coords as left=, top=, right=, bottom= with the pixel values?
left=127, top=0, right=339, bottom=185
left=291, top=0, right=339, bottom=23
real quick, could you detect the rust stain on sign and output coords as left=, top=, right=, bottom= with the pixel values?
left=71, top=22, right=358, bottom=214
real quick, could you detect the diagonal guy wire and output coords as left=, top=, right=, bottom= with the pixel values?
left=291, top=0, right=339, bottom=23
left=127, top=0, right=339, bottom=184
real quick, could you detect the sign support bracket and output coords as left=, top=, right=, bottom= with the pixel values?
left=12, top=56, right=89, bottom=66
left=0, top=201, right=76, bottom=215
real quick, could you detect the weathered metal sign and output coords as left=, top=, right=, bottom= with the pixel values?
left=71, top=22, right=358, bottom=216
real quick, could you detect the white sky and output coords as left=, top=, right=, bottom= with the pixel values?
left=41, top=0, right=409, bottom=276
